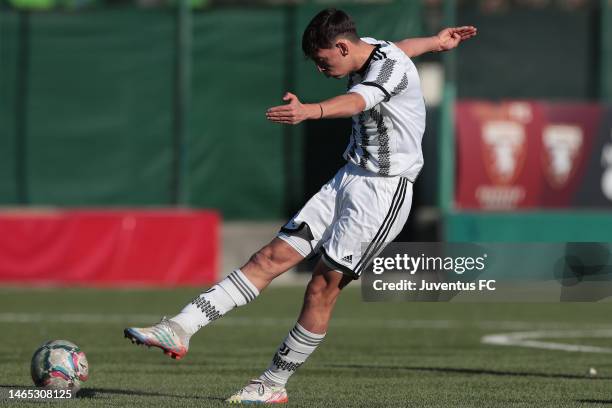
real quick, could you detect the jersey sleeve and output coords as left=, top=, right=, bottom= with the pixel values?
left=349, top=57, right=409, bottom=111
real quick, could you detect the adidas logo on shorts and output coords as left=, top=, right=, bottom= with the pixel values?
left=340, top=254, right=353, bottom=264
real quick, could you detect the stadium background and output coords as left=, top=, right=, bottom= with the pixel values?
left=2, top=0, right=612, bottom=406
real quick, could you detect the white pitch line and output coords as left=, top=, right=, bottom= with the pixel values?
left=0, top=312, right=456, bottom=329
left=1, top=312, right=612, bottom=333
left=0, top=312, right=160, bottom=324
left=482, top=329, right=612, bottom=353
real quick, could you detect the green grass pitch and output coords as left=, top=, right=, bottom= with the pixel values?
left=1, top=286, right=612, bottom=407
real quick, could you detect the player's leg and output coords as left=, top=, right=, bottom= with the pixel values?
left=228, top=170, right=414, bottom=401
left=261, top=260, right=352, bottom=381
left=298, top=264, right=352, bottom=331
left=227, top=260, right=352, bottom=404
left=124, top=167, right=344, bottom=360
left=170, top=236, right=305, bottom=329
left=123, top=238, right=304, bottom=359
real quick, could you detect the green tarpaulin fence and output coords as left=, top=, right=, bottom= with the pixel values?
left=0, top=3, right=422, bottom=219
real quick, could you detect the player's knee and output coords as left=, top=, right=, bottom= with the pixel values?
left=249, top=245, right=287, bottom=274
left=249, top=249, right=275, bottom=274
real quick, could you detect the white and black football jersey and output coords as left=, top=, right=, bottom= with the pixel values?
left=345, top=37, right=426, bottom=181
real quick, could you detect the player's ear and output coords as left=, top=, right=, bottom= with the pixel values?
left=336, top=41, right=349, bottom=57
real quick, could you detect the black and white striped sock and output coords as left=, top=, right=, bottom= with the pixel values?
left=170, top=269, right=259, bottom=336
left=260, top=323, right=325, bottom=386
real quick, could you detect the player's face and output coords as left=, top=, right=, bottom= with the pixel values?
left=312, top=46, right=351, bottom=79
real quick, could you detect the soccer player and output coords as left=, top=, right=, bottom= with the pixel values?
left=125, top=8, right=476, bottom=404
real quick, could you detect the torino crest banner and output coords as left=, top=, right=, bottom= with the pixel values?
left=455, top=101, right=612, bottom=210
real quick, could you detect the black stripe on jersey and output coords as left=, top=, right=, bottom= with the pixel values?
left=361, top=81, right=391, bottom=101
left=348, top=109, right=362, bottom=163
left=357, top=111, right=370, bottom=169
left=373, top=50, right=386, bottom=61
left=391, top=73, right=409, bottom=97
left=359, top=59, right=396, bottom=102
left=354, top=179, right=407, bottom=275
left=370, top=108, right=391, bottom=175
left=374, top=59, right=396, bottom=87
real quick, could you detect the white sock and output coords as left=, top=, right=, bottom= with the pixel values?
left=260, top=323, right=325, bottom=386
left=170, top=269, right=259, bottom=336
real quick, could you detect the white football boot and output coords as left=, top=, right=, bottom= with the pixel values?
left=124, top=317, right=190, bottom=360
left=226, top=379, right=288, bottom=404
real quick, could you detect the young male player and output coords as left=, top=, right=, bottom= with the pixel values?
left=124, top=8, right=476, bottom=404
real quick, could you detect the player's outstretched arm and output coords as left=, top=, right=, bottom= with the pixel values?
left=395, top=26, right=477, bottom=58
left=266, top=92, right=365, bottom=125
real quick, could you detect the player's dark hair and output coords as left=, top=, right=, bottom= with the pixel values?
left=301, top=8, right=359, bottom=59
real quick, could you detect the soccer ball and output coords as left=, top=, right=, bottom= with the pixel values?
left=30, top=340, right=89, bottom=392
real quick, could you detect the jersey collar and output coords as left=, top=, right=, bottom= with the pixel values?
left=355, top=44, right=381, bottom=76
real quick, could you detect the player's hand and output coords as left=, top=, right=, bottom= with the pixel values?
left=436, top=26, right=477, bottom=51
left=266, top=92, right=310, bottom=125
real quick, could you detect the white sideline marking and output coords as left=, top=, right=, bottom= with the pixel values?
left=482, top=329, right=612, bottom=353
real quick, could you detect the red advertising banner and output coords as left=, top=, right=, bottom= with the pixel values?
left=455, top=101, right=610, bottom=210
left=0, top=209, right=220, bottom=286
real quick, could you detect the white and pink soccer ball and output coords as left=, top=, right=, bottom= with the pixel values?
left=31, top=340, right=89, bottom=392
